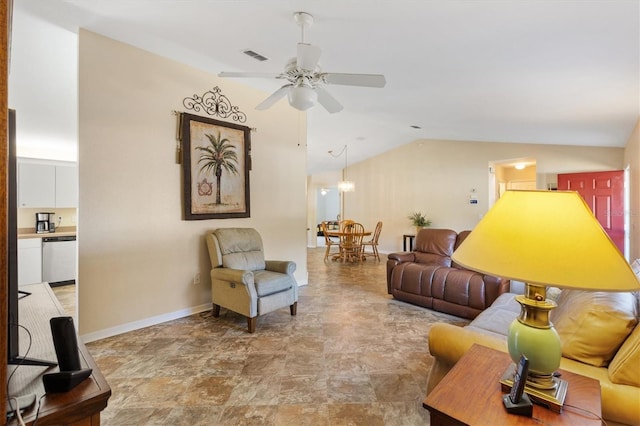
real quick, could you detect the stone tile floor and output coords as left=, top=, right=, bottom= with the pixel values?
left=55, top=248, right=468, bottom=425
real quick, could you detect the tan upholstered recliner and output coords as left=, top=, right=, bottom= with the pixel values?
left=206, top=228, right=298, bottom=333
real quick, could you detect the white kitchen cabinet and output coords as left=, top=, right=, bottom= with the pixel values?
left=18, top=238, right=42, bottom=286
left=55, top=165, right=79, bottom=207
left=17, top=160, right=78, bottom=208
left=17, top=163, right=55, bottom=208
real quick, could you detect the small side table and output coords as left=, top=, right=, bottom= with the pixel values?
left=423, top=344, right=602, bottom=426
left=402, top=234, right=415, bottom=251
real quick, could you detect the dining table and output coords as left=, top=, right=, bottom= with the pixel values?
left=325, top=229, right=372, bottom=262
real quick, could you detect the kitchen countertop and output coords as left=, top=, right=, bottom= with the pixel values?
left=18, top=226, right=77, bottom=239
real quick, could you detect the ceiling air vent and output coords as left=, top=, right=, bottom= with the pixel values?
left=243, top=49, right=269, bottom=62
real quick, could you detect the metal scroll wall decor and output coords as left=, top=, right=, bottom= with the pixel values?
left=182, top=86, right=247, bottom=123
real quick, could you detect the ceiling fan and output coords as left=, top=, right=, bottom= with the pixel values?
left=218, top=12, right=386, bottom=113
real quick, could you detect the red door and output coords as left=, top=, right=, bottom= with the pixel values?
left=557, top=170, right=624, bottom=253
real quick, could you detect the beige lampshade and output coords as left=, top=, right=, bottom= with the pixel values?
left=452, top=190, right=640, bottom=291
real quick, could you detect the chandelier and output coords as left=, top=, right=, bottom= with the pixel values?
left=329, top=145, right=354, bottom=192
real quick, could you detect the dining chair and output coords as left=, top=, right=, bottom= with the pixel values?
left=340, top=222, right=365, bottom=263
left=321, top=221, right=341, bottom=262
left=362, top=221, right=383, bottom=261
left=339, top=219, right=355, bottom=231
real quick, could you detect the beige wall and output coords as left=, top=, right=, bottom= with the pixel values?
left=78, top=30, right=307, bottom=339
left=336, top=139, right=624, bottom=254
left=624, top=118, right=640, bottom=261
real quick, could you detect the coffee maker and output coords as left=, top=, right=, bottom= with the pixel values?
left=36, top=212, right=55, bottom=234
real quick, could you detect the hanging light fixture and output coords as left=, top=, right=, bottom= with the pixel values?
left=338, top=180, right=355, bottom=192
left=329, top=145, right=355, bottom=192
left=288, top=78, right=317, bottom=111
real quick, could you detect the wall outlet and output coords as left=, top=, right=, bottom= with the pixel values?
left=193, top=273, right=201, bottom=285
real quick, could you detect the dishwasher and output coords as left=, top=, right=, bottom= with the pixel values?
left=42, top=235, right=77, bottom=284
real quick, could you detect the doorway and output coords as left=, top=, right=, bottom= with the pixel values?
left=315, top=186, right=339, bottom=246
left=488, top=158, right=537, bottom=207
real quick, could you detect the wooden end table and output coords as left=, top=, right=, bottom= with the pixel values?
left=7, top=283, right=111, bottom=425
left=423, top=344, right=602, bottom=425
left=402, top=234, right=415, bottom=251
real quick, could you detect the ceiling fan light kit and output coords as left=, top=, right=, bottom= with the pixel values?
left=218, top=12, right=386, bottom=113
left=288, top=85, right=317, bottom=111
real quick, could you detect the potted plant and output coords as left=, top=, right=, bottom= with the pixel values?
left=408, top=211, right=432, bottom=235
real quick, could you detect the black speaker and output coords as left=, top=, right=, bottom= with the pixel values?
left=49, top=316, right=81, bottom=371
left=45, top=317, right=92, bottom=393
left=43, top=369, right=93, bottom=393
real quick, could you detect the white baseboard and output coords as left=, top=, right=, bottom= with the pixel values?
left=80, top=302, right=213, bottom=343
left=80, top=277, right=309, bottom=342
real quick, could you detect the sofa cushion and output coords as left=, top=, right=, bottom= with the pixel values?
left=253, top=270, right=293, bottom=297
left=608, top=320, right=640, bottom=387
left=465, top=292, right=520, bottom=338
left=214, top=228, right=266, bottom=271
left=413, top=229, right=456, bottom=266
left=550, top=290, right=638, bottom=367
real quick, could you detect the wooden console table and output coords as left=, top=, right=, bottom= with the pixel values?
left=7, top=283, right=111, bottom=425
left=424, top=344, right=602, bottom=425
left=402, top=234, right=415, bottom=251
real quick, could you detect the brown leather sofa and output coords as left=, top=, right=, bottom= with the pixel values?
left=386, top=228, right=509, bottom=319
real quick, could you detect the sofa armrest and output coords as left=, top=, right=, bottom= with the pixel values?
left=482, top=275, right=511, bottom=303
left=386, top=252, right=416, bottom=293
left=387, top=252, right=416, bottom=262
left=265, top=260, right=296, bottom=276
left=210, top=268, right=257, bottom=317
left=211, top=268, right=254, bottom=287
left=426, top=323, right=507, bottom=393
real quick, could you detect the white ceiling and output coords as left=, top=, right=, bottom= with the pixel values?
left=12, top=0, right=640, bottom=175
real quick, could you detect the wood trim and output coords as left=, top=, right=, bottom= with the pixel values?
left=1, top=0, right=12, bottom=420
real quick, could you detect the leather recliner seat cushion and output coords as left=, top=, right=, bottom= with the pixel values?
left=431, top=268, right=488, bottom=310
left=392, top=263, right=441, bottom=296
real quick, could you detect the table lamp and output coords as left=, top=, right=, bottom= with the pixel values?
left=452, top=190, right=640, bottom=409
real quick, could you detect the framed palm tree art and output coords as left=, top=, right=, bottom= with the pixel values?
left=181, top=113, right=251, bottom=219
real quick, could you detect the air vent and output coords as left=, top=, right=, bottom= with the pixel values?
left=243, top=49, right=269, bottom=62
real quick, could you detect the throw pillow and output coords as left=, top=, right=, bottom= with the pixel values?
left=608, top=317, right=640, bottom=386
left=550, top=290, right=638, bottom=367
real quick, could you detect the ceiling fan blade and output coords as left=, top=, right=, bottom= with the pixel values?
left=255, top=85, right=291, bottom=110
left=322, top=73, right=386, bottom=88
left=315, top=86, right=343, bottom=114
left=219, top=71, right=282, bottom=79
left=297, top=43, right=322, bottom=71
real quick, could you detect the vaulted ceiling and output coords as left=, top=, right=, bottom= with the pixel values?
left=11, top=0, right=640, bottom=174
